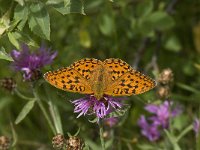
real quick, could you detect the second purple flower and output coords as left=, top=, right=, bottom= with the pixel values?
left=10, top=44, right=57, bottom=81
left=138, top=100, right=182, bottom=141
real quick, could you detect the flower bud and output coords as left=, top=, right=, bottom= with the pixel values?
left=52, top=133, right=65, bottom=150
left=156, top=86, right=170, bottom=99
left=0, top=136, right=10, bottom=150
left=158, top=68, right=174, bottom=85
left=66, top=136, right=84, bottom=150
left=0, top=78, right=16, bottom=92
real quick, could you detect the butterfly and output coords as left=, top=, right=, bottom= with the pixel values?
left=44, top=58, right=156, bottom=100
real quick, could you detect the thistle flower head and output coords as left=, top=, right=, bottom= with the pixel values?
left=10, top=44, right=57, bottom=81
left=71, top=95, right=124, bottom=119
left=138, top=100, right=182, bottom=141
left=138, top=116, right=160, bottom=141
left=145, top=101, right=182, bottom=128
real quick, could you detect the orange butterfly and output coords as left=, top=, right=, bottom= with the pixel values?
left=44, top=58, right=156, bottom=100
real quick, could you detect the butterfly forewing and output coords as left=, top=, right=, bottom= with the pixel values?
left=103, top=58, right=132, bottom=81
left=70, top=58, right=102, bottom=80
left=104, top=69, right=156, bottom=96
left=44, top=67, right=93, bottom=94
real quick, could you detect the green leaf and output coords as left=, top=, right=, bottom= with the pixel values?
left=176, top=82, right=200, bottom=94
left=164, top=130, right=181, bottom=150
left=50, top=0, right=85, bottom=15
left=28, top=2, right=50, bottom=40
left=85, top=139, right=101, bottom=150
left=99, top=15, right=115, bottom=36
left=79, top=30, right=91, bottom=48
left=64, top=0, right=70, bottom=7
left=172, top=114, right=189, bottom=131
left=0, top=9, right=10, bottom=36
left=8, top=31, right=38, bottom=48
left=147, top=11, right=175, bottom=30
left=14, top=0, right=24, bottom=6
left=137, top=144, right=156, bottom=150
left=15, top=100, right=36, bottom=124
left=49, top=101, right=63, bottom=134
left=14, top=4, right=29, bottom=30
left=73, top=127, right=80, bottom=136
left=136, top=0, right=153, bottom=17
left=105, top=137, right=114, bottom=149
left=164, top=35, right=182, bottom=52
left=0, top=47, right=13, bottom=61
left=8, top=32, right=20, bottom=49
left=176, top=125, right=193, bottom=142
left=83, top=144, right=90, bottom=150
left=106, top=105, right=130, bottom=118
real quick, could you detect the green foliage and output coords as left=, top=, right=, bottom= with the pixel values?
left=15, top=100, right=36, bottom=124
left=28, top=2, right=50, bottom=40
left=0, top=47, right=13, bottom=61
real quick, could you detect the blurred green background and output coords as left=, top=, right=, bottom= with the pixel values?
left=0, top=0, right=200, bottom=149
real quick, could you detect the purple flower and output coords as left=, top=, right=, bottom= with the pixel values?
left=145, top=101, right=181, bottom=128
left=193, top=118, right=200, bottom=136
left=138, top=116, right=160, bottom=141
left=10, top=44, right=57, bottom=81
left=71, top=95, right=124, bottom=119
left=138, top=100, right=182, bottom=141
left=104, top=117, right=118, bottom=127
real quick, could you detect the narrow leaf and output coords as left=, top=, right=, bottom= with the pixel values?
left=0, top=47, right=13, bottom=61
left=51, top=0, right=85, bottom=15
left=176, top=82, right=200, bottom=94
left=14, top=4, right=29, bottom=30
left=0, top=9, right=10, bottom=36
left=8, top=32, right=20, bottom=49
left=28, top=2, right=50, bottom=40
left=49, top=101, right=63, bottom=134
left=164, top=130, right=181, bottom=150
left=15, top=100, right=36, bottom=124
left=137, top=144, right=156, bottom=150
left=85, top=139, right=101, bottom=150
left=176, top=125, right=193, bottom=142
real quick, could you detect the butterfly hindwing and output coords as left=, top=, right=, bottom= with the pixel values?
left=104, top=69, right=156, bottom=96
left=44, top=67, right=93, bottom=94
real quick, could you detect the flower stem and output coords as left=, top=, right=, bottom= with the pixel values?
left=176, top=124, right=193, bottom=142
left=98, top=120, right=106, bottom=150
left=14, top=89, right=35, bottom=101
left=33, top=88, right=56, bottom=135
